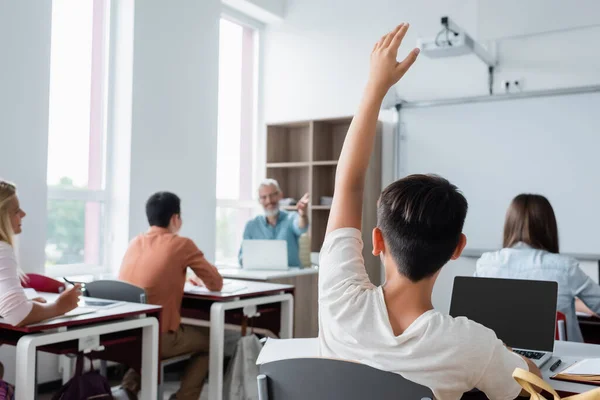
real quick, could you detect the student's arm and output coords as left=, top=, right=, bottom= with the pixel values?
left=17, top=285, right=82, bottom=327
left=326, top=23, right=419, bottom=234
left=184, top=239, right=223, bottom=291
left=522, top=356, right=542, bottom=379
left=516, top=357, right=543, bottom=397
left=0, top=245, right=80, bottom=326
left=477, top=339, right=541, bottom=399
left=576, top=297, right=599, bottom=317
left=569, top=262, right=600, bottom=313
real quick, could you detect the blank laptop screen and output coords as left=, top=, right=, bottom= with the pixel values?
left=449, top=277, right=558, bottom=352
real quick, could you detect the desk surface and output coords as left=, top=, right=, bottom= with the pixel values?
left=183, top=279, right=294, bottom=301
left=258, top=338, right=600, bottom=395
left=0, top=293, right=161, bottom=333
left=217, top=267, right=318, bottom=281
left=547, top=340, right=600, bottom=394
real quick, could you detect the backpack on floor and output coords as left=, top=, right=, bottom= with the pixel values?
left=0, top=380, right=14, bottom=400
left=52, top=354, right=113, bottom=400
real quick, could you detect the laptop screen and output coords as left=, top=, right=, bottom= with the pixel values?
left=449, top=277, right=558, bottom=352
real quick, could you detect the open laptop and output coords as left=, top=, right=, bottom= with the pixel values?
left=242, top=240, right=289, bottom=270
left=450, top=276, right=558, bottom=368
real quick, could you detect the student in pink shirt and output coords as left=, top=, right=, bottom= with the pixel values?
left=0, top=180, right=81, bottom=327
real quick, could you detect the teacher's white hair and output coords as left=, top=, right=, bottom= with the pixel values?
left=258, top=179, right=281, bottom=193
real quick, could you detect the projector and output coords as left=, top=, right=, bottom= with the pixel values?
left=417, top=16, right=496, bottom=67
left=418, top=32, right=476, bottom=58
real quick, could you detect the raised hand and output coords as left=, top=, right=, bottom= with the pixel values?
left=367, top=23, right=420, bottom=97
left=326, top=23, right=419, bottom=235
left=297, top=193, right=310, bottom=217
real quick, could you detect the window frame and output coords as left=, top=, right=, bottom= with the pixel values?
left=215, top=12, right=264, bottom=265
left=45, top=0, right=112, bottom=277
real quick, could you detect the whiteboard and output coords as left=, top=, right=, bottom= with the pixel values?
left=396, top=90, right=600, bottom=259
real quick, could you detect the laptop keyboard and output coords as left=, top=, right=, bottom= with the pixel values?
left=513, top=350, right=545, bottom=360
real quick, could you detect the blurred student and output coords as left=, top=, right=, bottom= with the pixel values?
left=0, top=180, right=80, bottom=326
left=476, top=194, right=600, bottom=342
left=119, top=191, right=223, bottom=400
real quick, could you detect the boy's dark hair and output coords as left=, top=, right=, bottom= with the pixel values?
left=146, top=192, right=181, bottom=228
left=377, top=174, right=468, bottom=282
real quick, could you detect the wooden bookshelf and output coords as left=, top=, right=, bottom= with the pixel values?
left=266, top=116, right=382, bottom=283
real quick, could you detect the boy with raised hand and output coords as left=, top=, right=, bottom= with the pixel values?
left=318, top=23, right=541, bottom=400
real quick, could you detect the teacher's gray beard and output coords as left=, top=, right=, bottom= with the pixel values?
left=264, top=208, right=280, bottom=218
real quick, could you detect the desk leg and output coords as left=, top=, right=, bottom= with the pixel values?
left=15, top=336, right=37, bottom=400
left=57, top=327, right=71, bottom=384
left=139, top=318, right=159, bottom=400
left=208, top=303, right=226, bottom=400
left=280, top=295, right=294, bottom=339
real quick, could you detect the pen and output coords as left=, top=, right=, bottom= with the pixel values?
left=63, top=277, right=86, bottom=290
left=549, top=359, right=562, bottom=372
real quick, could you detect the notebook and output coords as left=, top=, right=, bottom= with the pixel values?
left=256, top=338, right=319, bottom=365
left=184, top=279, right=247, bottom=295
left=552, top=359, right=600, bottom=385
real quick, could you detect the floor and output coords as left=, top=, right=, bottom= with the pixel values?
left=38, top=380, right=210, bottom=400
left=34, top=329, right=241, bottom=399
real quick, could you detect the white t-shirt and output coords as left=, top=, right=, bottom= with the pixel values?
left=0, top=241, right=32, bottom=325
left=318, top=228, right=527, bottom=400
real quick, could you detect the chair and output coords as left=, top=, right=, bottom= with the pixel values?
left=257, top=358, right=434, bottom=400
left=556, top=311, right=567, bottom=341
left=84, top=279, right=147, bottom=303
left=23, top=273, right=66, bottom=293
left=85, top=279, right=191, bottom=399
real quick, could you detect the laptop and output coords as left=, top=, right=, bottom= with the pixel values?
left=449, top=276, right=558, bottom=368
left=242, top=240, right=289, bottom=270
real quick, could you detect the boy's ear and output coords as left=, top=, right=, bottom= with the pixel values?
left=372, top=227, right=386, bottom=256
left=450, top=233, right=467, bottom=260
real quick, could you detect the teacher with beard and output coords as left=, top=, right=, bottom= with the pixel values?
left=238, top=179, right=309, bottom=267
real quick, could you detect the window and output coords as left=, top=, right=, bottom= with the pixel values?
left=46, top=0, right=110, bottom=274
left=215, top=17, right=261, bottom=265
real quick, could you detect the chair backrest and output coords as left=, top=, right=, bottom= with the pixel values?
left=84, top=280, right=147, bottom=304
left=556, top=311, right=567, bottom=341
left=258, top=358, right=434, bottom=400
left=23, top=273, right=66, bottom=294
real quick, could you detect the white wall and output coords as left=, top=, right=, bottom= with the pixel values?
left=126, top=0, right=221, bottom=261
left=0, top=0, right=224, bottom=383
left=223, top=0, right=285, bottom=22
left=263, top=0, right=600, bottom=122
left=0, top=2, right=63, bottom=383
left=0, top=1, right=52, bottom=274
left=477, top=0, right=600, bottom=40
left=105, top=0, right=134, bottom=272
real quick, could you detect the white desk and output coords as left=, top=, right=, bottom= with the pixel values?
left=0, top=293, right=160, bottom=400
left=218, top=267, right=319, bottom=338
left=217, top=267, right=318, bottom=281
left=258, top=338, right=600, bottom=395
left=544, top=340, right=600, bottom=394
left=182, top=280, right=294, bottom=400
